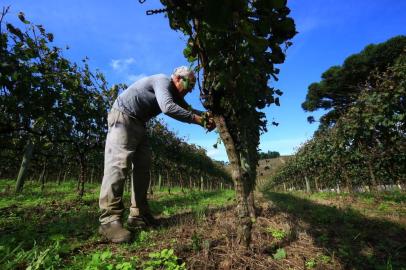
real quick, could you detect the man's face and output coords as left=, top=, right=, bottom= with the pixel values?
left=175, top=74, right=196, bottom=97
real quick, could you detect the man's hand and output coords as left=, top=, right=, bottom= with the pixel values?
left=192, top=112, right=216, bottom=132
left=201, top=111, right=216, bottom=132
left=206, top=116, right=216, bottom=132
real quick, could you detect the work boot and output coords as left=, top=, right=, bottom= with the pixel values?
left=99, top=220, right=131, bottom=243
left=127, top=216, right=147, bottom=230
left=127, top=213, right=160, bottom=229
left=141, top=212, right=160, bottom=227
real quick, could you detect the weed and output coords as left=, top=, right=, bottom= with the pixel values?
left=85, top=250, right=139, bottom=270
left=305, top=258, right=317, bottom=269
left=266, top=227, right=287, bottom=241
left=0, top=243, right=31, bottom=270
left=273, top=248, right=287, bottom=260
left=191, top=231, right=202, bottom=252
left=377, top=202, right=390, bottom=211
left=138, top=230, right=150, bottom=243
left=143, top=248, right=186, bottom=270
left=318, top=254, right=331, bottom=264
left=316, top=233, right=329, bottom=244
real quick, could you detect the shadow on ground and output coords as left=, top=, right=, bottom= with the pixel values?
left=262, top=191, right=406, bottom=269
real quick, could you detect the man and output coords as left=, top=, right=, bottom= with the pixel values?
left=99, top=66, right=215, bottom=243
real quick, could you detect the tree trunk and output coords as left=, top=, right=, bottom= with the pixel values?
left=90, top=167, right=95, bottom=184
left=343, top=170, right=353, bottom=193
left=57, top=170, right=63, bottom=186
left=63, top=170, right=68, bottom=183
left=214, top=115, right=252, bottom=247
left=78, top=155, right=86, bottom=197
left=149, top=170, right=154, bottom=195
left=167, top=170, right=171, bottom=194
left=305, top=175, right=311, bottom=193
left=158, top=173, right=162, bottom=190
left=367, top=160, right=378, bottom=191
left=15, top=141, right=34, bottom=193
left=200, top=176, right=204, bottom=191
left=179, top=172, right=185, bottom=193
left=39, top=161, right=47, bottom=192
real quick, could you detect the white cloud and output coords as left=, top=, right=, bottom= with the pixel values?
left=110, top=57, right=135, bottom=71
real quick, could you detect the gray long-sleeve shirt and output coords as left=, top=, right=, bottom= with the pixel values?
left=112, top=74, right=201, bottom=123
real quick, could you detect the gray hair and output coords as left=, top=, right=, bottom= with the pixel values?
left=171, top=66, right=194, bottom=79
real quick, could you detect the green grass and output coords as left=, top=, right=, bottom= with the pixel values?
left=0, top=179, right=98, bottom=208
left=150, top=187, right=235, bottom=217
left=0, top=179, right=235, bottom=269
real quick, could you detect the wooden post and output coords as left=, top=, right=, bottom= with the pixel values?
left=305, top=176, right=311, bottom=193
left=15, top=141, right=34, bottom=193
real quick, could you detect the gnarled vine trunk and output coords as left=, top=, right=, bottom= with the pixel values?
left=214, top=115, right=253, bottom=247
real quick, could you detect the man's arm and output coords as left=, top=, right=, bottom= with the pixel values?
left=176, top=94, right=216, bottom=130
left=153, top=78, right=196, bottom=124
left=176, top=97, right=205, bottom=116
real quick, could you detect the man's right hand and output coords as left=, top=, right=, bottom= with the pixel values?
left=206, top=117, right=216, bottom=131
left=193, top=112, right=216, bottom=131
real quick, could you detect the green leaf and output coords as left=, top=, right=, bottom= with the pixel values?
left=273, top=248, right=286, bottom=260
left=18, top=12, right=30, bottom=24
left=271, top=0, right=287, bottom=9
left=6, top=24, right=24, bottom=40
left=279, top=18, right=296, bottom=35
left=46, top=33, right=54, bottom=42
left=275, top=97, right=280, bottom=106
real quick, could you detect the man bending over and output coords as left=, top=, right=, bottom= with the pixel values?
left=99, top=66, right=214, bottom=243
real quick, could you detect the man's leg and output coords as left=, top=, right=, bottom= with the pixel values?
left=99, top=110, right=142, bottom=243
left=129, top=137, right=152, bottom=218
left=99, top=138, right=133, bottom=224
left=128, top=137, right=159, bottom=227
left=99, top=110, right=138, bottom=224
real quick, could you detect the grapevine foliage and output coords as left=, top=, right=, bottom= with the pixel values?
left=269, top=54, right=406, bottom=192
left=154, top=0, right=296, bottom=181
left=0, top=10, right=231, bottom=191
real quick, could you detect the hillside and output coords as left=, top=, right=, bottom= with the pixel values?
left=256, top=156, right=291, bottom=188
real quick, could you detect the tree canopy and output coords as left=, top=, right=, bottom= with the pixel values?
left=302, top=35, right=406, bottom=129
left=258, top=150, right=280, bottom=160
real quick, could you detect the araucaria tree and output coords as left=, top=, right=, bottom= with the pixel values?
left=142, top=0, right=296, bottom=246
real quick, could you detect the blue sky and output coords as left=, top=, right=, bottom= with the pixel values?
left=4, top=1, right=406, bottom=161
